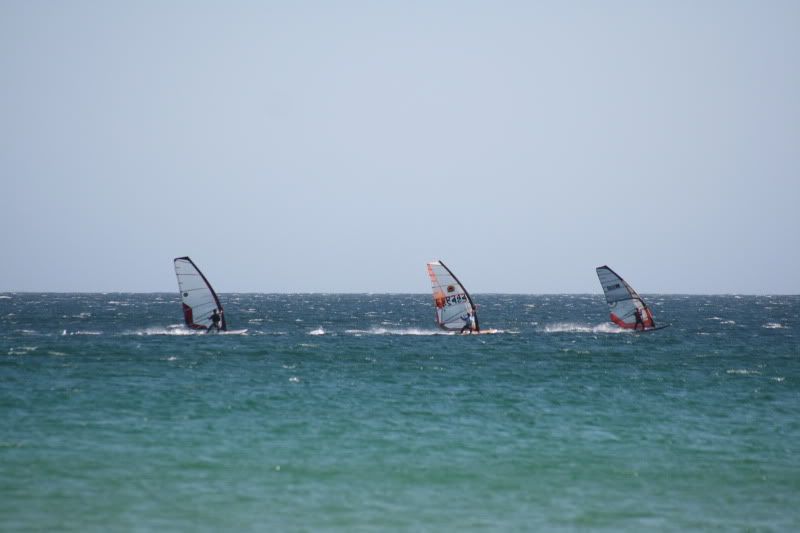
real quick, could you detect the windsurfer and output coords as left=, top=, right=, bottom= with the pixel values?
left=208, top=308, right=222, bottom=332
left=633, top=308, right=645, bottom=331
left=461, top=312, right=477, bottom=334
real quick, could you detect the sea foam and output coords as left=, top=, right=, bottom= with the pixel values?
left=540, top=322, right=627, bottom=334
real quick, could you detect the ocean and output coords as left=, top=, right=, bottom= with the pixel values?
left=1, top=293, right=798, bottom=531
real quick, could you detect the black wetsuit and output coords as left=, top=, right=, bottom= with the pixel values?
left=209, top=311, right=221, bottom=331
left=633, top=310, right=644, bottom=330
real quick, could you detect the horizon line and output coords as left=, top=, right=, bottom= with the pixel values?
left=2, top=291, right=799, bottom=297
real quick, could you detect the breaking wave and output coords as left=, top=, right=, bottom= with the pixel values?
left=726, top=369, right=761, bottom=375
left=7, top=346, right=38, bottom=355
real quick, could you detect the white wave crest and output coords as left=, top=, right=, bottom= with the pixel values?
left=8, top=346, right=38, bottom=355
left=540, top=322, right=626, bottom=334
left=63, top=330, right=103, bottom=336
left=308, top=327, right=325, bottom=336
left=727, top=369, right=761, bottom=375
left=763, top=323, right=786, bottom=329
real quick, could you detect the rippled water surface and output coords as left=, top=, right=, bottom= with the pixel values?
left=1, top=293, right=798, bottom=531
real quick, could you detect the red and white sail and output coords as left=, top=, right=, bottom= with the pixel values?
left=426, top=260, right=479, bottom=331
left=595, top=265, right=655, bottom=329
left=174, top=256, right=227, bottom=330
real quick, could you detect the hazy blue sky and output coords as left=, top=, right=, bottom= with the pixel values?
left=2, top=1, right=798, bottom=293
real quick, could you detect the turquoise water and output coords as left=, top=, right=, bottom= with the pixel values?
left=1, top=293, right=798, bottom=531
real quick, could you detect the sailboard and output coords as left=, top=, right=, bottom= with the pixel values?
left=595, top=265, right=667, bottom=332
left=174, top=256, right=228, bottom=331
left=427, top=260, right=493, bottom=334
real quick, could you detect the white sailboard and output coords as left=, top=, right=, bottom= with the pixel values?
left=174, top=256, right=228, bottom=331
left=595, top=265, right=667, bottom=332
left=427, top=260, right=493, bottom=333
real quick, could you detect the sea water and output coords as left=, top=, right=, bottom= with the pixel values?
left=1, top=293, right=798, bottom=531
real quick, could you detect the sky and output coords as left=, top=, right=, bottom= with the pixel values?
left=2, top=1, right=798, bottom=293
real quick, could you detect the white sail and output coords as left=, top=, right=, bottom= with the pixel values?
left=595, top=265, right=655, bottom=330
left=426, top=260, right=479, bottom=331
left=174, top=257, right=227, bottom=330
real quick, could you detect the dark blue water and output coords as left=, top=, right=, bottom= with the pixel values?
left=1, top=293, right=798, bottom=531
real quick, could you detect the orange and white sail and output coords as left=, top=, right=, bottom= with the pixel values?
left=426, top=260, right=479, bottom=331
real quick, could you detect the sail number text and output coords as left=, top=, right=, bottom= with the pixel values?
left=445, top=293, right=468, bottom=306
